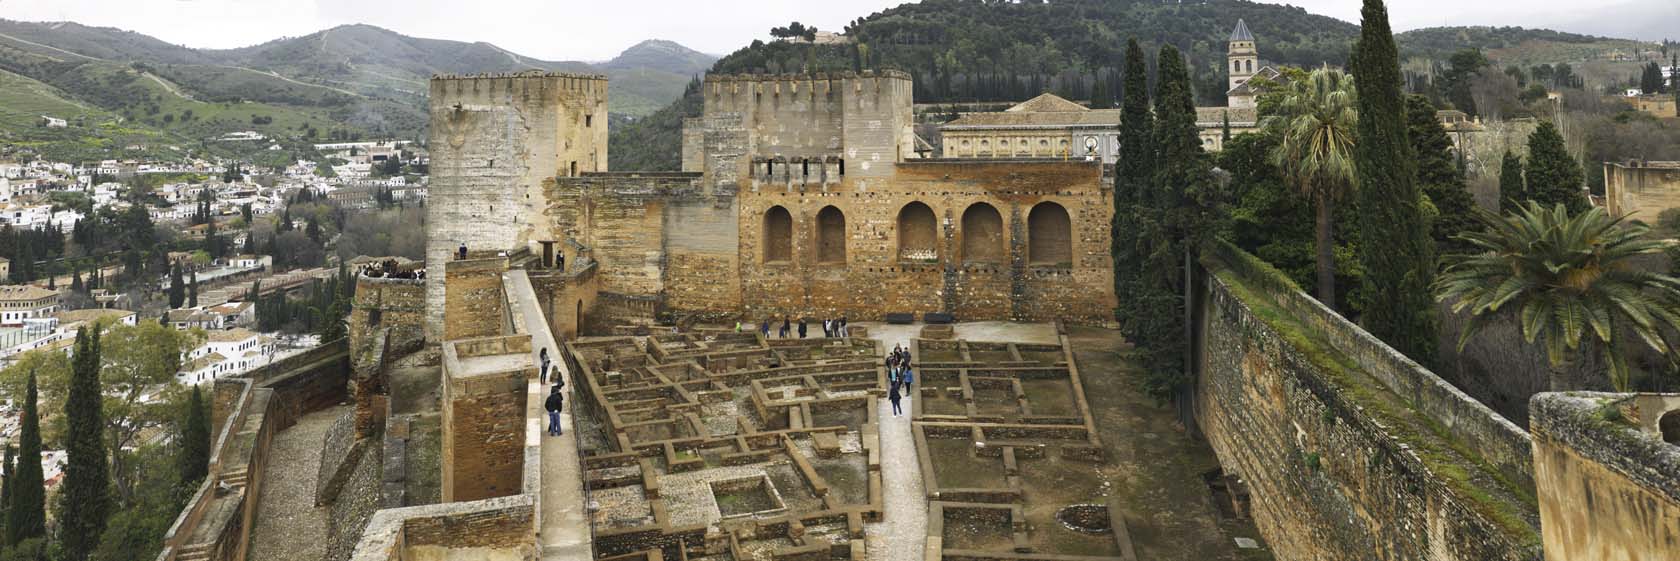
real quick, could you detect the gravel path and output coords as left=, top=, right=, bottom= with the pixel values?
left=864, top=342, right=927, bottom=561
left=248, top=406, right=348, bottom=561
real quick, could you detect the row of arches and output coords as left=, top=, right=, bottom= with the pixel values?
left=762, top=201, right=1072, bottom=266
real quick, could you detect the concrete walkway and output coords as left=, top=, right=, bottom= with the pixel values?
left=862, top=324, right=929, bottom=561
left=504, top=270, right=591, bottom=561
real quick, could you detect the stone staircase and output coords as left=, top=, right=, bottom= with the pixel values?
left=174, top=543, right=213, bottom=561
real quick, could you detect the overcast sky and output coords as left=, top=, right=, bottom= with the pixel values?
left=0, top=0, right=1672, bottom=61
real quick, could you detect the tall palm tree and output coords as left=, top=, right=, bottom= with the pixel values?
left=1436, top=202, right=1680, bottom=391
left=1270, top=67, right=1359, bottom=305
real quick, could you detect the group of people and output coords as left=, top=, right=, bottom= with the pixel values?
left=741, top=316, right=852, bottom=339
left=541, top=347, right=567, bottom=437
left=358, top=258, right=425, bottom=279
left=886, top=345, right=914, bottom=416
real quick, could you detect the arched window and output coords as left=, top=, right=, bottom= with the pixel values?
left=1246, top=60, right=1253, bottom=73
left=764, top=206, right=792, bottom=262
left=961, top=203, right=1005, bottom=263
left=1028, top=202, right=1072, bottom=265
left=816, top=206, right=846, bottom=264
left=1233, top=60, right=1241, bottom=73
left=897, top=202, right=938, bottom=262
left=1662, top=410, right=1680, bottom=445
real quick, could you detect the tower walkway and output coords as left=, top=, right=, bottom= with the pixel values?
left=505, top=269, right=592, bottom=561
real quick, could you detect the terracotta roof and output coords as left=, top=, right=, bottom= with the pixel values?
left=207, top=328, right=258, bottom=343
left=945, top=108, right=1121, bottom=129
left=54, top=309, right=134, bottom=325
left=1005, top=93, right=1090, bottom=113
left=0, top=284, right=58, bottom=301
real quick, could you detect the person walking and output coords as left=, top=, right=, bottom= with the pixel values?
left=888, top=380, right=903, bottom=417
left=539, top=347, right=551, bottom=384
left=760, top=318, right=770, bottom=338
left=798, top=318, right=808, bottom=338
left=544, top=385, right=564, bottom=436
left=822, top=318, right=832, bottom=338
left=779, top=316, right=790, bottom=338
left=901, top=366, right=914, bottom=398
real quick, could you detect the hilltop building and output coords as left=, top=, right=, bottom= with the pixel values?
left=939, top=19, right=1274, bottom=160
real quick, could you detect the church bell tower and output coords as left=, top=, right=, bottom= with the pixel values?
left=1228, top=19, right=1258, bottom=92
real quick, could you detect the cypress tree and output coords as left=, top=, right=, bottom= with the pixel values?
left=0, top=445, right=12, bottom=547
left=1524, top=121, right=1588, bottom=214
left=1498, top=151, right=1526, bottom=212
left=8, top=372, right=44, bottom=545
left=168, top=263, right=185, bottom=309
left=1352, top=0, right=1437, bottom=365
left=1112, top=38, right=1155, bottom=333
left=189, top=271, right=199, bottom=308
left=61, top=329, right=110, bottom=561
left=1405, top=95, right=1476, bottom=256
left=179, top=386, right=211, bottom=487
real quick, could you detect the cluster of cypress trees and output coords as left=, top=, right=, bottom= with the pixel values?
left=1112, top=39, right=1226, bottom=402
left=0, top=327, right=212, bottom=560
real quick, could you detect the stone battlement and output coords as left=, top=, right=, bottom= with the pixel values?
left=429, top=70, right=606, bottom=82
left=703, top=69, right=911, bottom=84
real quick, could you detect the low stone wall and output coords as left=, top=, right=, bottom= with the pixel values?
left=154, top=380, right=280, bottom=561
left=326, top=438, right=386, bottom=561
left=260, top=348, right=352, bottom=430
left=317, top=409, right=365, bottom=506
left=1191, top=246, right=1541, bottom=561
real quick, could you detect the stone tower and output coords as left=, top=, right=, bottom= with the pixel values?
left=1228, top=19, right=1258, bottom=92
left=424, top=71, right=608, bottom=342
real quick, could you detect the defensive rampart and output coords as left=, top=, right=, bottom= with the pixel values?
left=1191, top=243, right=1541, bottom=561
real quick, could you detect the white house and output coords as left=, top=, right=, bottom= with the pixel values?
left=0, top=285, right=60, bottom=326
left=40, top=116, right=67, bottom=128
left=179, top=328, right=273, bottom=384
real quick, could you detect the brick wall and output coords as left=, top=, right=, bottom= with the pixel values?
left=444, top=257, right=510, bottom=341
left=441, top=336, right=531, bottom=502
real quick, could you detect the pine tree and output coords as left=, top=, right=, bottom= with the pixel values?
left=168, top=263, right=185, bottom=308
left=7, top=372, right=45, bottom=545
left=1353, top=0, right=1437, bottom=365
left=1406, top=95, right=1477, bottom=256
left=1112, top=38, right=1155, bottom=340
left=60, top=329, right=110, bottom=561
left=179, top=386, right=211, bottom=487
left=1498, top=151, right=1526, bottom=212
left=1524, top=121, right=1588, bottom=214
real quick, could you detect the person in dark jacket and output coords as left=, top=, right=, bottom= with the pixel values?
left=545, top=386, right=564, bottom=436
left=779, top=317, right=791, bottom=338
left=798, top=318, right=808, bottom=338
left=888, top=381, right=903, bottom=417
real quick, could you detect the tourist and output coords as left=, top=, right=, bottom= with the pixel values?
left=736, top=320, right=743, bottom=332
left=822, top=318, right=832, bottom=338
left=798, top=318, right=808, bottom=338
left=457, top=243, right=468, bottom=260
left=545, top=385, right=564, bottom=436
left=761, top=318, right=770, bottom=338
left=539, top=347, right=550, bottom=384
left=888, top=380, right=903, bottom=417
left=839, top=316, right=848, bottom=337
left=779, top=316, right=790, bottom=338
left=902, top=367, right=914, bottom=397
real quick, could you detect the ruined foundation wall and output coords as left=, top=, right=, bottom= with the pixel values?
left=1192, top=252, right=1540, bottom=561
left=425, top=72, right=608, bottom=341
left=1603, top=161, right=1680, bottom=224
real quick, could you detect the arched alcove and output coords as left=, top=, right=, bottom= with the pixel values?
left=816, top=206, right=846, bottom=264
left=897, top=202, right=938, bottom=262
left=763, top=206, right=792, bottom=262
left=961, top=203, right=1005, bottom=263
left=1028, top=202, right=1072, bottom=265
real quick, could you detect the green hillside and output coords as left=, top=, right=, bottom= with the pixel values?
left=608, top=0, right=1650, bottom=171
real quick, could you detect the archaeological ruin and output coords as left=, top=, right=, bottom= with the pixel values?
left=148, top=34, right=1680, bottom=561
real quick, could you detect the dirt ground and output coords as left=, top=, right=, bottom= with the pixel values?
left=1066, top=326, right=1273, bottom=561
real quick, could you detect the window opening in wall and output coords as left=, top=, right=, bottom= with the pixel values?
left=763, top=206, right=793, bottom=262
left=802, top=159, right=810, bottom=177
left=586, top=114, right=593, bottom=127
left=1662, top=410, right=1680, bottom=445
left=816, top=206, right=846, bottom=263
left=570, top=161, right=578, bottom=177
left=897, top=202, right=938, bottom=262
left=1027, top=202, right=1072, bottom=265
left=839, top=159, right=845, bottom=175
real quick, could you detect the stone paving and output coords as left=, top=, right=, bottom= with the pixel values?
left=865, top=385, right=928, bottom=561
left=506, top=270, right=592, bottom=561
left=248, top=406, right=350, bottom=561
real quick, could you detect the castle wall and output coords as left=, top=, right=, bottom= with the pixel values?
left=1192, top=247, right=1540, bottom=561
left=425, top=72, right=608, bottom=341
left=1530, top=393, right=1680, bottom=561
left=444, top=256, right=512, bottom=342
left=1603, top=161, right=1680, bottom=223
left=441, top=335, right=532, bottom=503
